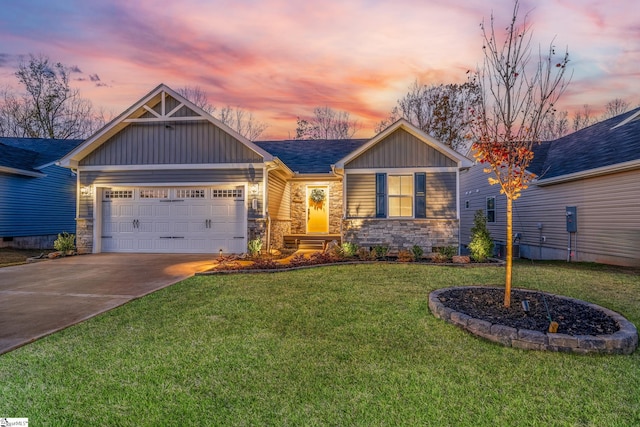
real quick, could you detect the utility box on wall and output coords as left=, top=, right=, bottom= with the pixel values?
left=566, top=206, right=577, bottom=233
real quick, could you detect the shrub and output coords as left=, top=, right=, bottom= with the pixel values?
left=53, top=232, right=75, bottom=254
left=372, top=245, right=389, bottom=260
left=469, top=210, right=494, bottom=262
left=411, top=244, right=424, bottom=261
left=250, top=256, right=279, bottom=270
left=357, top=247, right=373, bottom=261
left=432, top=246, right=457, bottom=263
left=247, top=238, right=263, bottom=257
left=340, top=242, right=359, bottom=257
left=397, top=250, right=413, bottom=262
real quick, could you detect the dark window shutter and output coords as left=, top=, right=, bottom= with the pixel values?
left=415, top=173, right=426, bottom=218
left=375, top=173, right=386, bottom=218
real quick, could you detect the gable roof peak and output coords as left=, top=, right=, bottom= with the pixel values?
left=59, top=83, right=273, bottom=167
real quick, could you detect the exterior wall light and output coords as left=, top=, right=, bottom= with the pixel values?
left=80, top=185, right=93, bottom=197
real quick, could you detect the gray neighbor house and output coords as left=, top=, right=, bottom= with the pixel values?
left=58, top=84, right=473, bottom=255
left=460, top=107, right=640, bottom=268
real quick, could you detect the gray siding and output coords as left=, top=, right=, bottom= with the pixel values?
left=268, top=173, right=291, bottom=220
left=460, top=164, right=640, bottom=267
left=345, top=128, right=457, bottom=169
left=80, top=121, right=263, bottom=166
left=427, top=172, right=457, bottom=218
left=79, top=168, right=263, bottom=219
left=0, top=164, right=76, bottom=237
left=346, top=174, right=376, bottom=217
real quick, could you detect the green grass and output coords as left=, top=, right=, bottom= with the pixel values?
left=1, top=262, right=639, bottom=426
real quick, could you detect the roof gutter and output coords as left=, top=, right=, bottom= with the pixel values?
left=0, top=166, right=46, bottom=178
left=534, top=158, right=640, bottom=186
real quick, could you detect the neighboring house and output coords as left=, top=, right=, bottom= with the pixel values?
left=0, top=137, right=82, bottom=249
left=59, top=84, right=472, bottom=255
left=460, top=107, right=640, bottom=267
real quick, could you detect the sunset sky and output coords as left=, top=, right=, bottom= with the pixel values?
left=1, top=0, right=638, bottom=139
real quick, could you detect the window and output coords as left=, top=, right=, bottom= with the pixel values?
left=212, top=189, right=243, bottom=198
left=486, top=197, right=496, bottom=223
left=465, top=200, right=470, bottom=209
left=139, top=189, right=168, bottom=199
left=388, top=175, right=413, bottom=217
left=176, top=189, right=205, bottom=198
left=104, top=190, right=133, bottom=199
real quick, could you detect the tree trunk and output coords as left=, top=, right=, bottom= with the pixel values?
left=505, top=197, right=513, bottom=307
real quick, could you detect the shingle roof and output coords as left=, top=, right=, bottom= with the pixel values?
left=531, top=107, right=640, bottom=180
left=255, top=139, right=369, bottom=174
left=0, top=138, right=83, bottom=174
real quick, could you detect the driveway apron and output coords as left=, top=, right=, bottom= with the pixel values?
left=0, top=253, right=212, bottom=355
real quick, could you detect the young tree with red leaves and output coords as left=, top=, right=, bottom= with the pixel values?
left=471, top=0, right=570, bottom=307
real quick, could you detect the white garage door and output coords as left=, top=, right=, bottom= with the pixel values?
left=101, top=186, right=246, bottom=254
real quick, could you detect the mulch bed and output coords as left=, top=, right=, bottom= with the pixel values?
left=437, top=287, right=619, bottom=336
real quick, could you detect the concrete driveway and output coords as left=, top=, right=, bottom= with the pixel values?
left=0, top=253, right=213, bottom=355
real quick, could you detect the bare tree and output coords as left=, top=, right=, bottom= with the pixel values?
left=295, top=106, right=360, bottom=140
left=539, top=109, right=569, bottom=140
left=602, top=98, right=630, bottom=120
left=177, top=85, right=215, bottom=114
left=177, top=86, right=268, bottom=140
left=571, top=104, right=595, bottom=131
left=377, top=79, right=481, bottom=152
left=0, top=54, right=104, bottom=139
left=471, top=0, right=570, bottom=307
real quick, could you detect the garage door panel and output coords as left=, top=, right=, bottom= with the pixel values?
left=138, top=238, right=154, bottom=251
left=172, top=205, right=189, bottom=217
left=154, top=205, right=171, bottom=217
left=174, top=221, right=190, bottom=233
left=102, top=186, right=246, bottom=254
left=191, top=204, right=209, bottom=216
left=154, top=222, right=170, bottom=233
left=118, top=222, right=135, bottom=233
left=118, top=205, right=135, bottom=216
left=139, top=205, right=154, bottom=217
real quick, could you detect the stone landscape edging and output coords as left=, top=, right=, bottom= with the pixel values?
left=429, top=286, right=638, bottom=355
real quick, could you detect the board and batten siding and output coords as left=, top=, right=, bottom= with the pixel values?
left=0, top=165, right=76, bottom=237
left=346, top=173, right=376, bottom=217
left=80, top=122, right=263, bottom=166
left=460, top=164, right=640, bottom=266
left=346, top=172, right=457, bottom=219
left=345, top=129, right=457, bottom=169
left=267, top=173, right=291, bottom=220
left=78, top=168, right=264, bottom=220
left=426, top=172, right=457, bottom=218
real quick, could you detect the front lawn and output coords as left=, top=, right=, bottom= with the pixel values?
left=1, top=262, right=639, bottom=425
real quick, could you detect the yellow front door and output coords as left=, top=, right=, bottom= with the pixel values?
left=307, top=186, right=329, bottom=234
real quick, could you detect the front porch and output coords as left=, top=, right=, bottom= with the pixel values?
left=283, top=234, right=342, bottom=251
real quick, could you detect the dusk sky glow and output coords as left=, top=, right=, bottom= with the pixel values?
left=1, top=0, right=638, bottom=139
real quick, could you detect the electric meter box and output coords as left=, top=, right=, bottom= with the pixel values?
left=566, top=206, right=577, bottom=233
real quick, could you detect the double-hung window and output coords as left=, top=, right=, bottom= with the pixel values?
left=388, top=175, right=413, bottom=217
left=486, top=196, right=496, bottom=223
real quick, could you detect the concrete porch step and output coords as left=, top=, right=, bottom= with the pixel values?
left=298, top=240, right=325, bottom=250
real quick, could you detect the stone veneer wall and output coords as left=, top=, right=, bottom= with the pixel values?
left=290, top=181, right=343, bottom=235
left=76, top=218, right=93, bottom=254
left=342, top=219, right=459, bottom=252
left=268, top=219, right=291, bottom=250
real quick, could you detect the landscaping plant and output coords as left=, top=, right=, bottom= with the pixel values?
left=53, top=232, right=75, bottom=254
left=372, top=245, right=389, bottom=260
left=411, top=244, right=424, bottom=261
left=247, top=238, right=263, bottom=257
left=340, top=242, right=359, bottom=258
left=468, top=210, right=494, bottom=262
